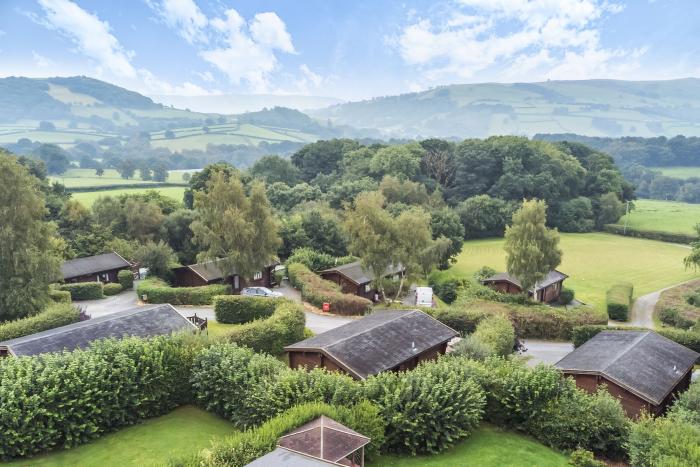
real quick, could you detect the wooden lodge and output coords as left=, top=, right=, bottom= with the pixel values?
left=481, top=269, right=568, bottom=303
left=319, top=261, right=405, bottom=302
left=285, top=309, right=458, bottom=380
left=172, top=259, right=277, bottom=292
left=555, top=330, right=699, bottom=418
left=61, top=251, right=132, bottom=284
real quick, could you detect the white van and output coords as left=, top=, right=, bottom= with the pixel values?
left=415, top=287, right=433, bottom=307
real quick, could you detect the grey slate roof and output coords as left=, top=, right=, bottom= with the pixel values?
left=555, top=331, right=699, bottom=405
left=285, top=310, right=458, bottom=379
left=320, top=261, right=405, bottom=285
left=246, top=447, right=334, bottom=467
left=0, top=304, right=197, bottom=357
left=482, top=269, right=568, bottom=293
left=61, top=251, right=131, bottom=280
left=177, top=259, right=277, bottom=283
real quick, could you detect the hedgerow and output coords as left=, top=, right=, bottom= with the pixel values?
left=472, top=314, right=515, bottom=356
left=287, top=262, right=372, bottom=315
left=0, top=304, right=80, bottom=342
left=285, top=247, right=356, bottom=272
left=137, top=279, right=229, bottom=305
left=103, top=283, right=123, bottom=296
left=48, top=289, right=71, bottom=304
left=58, top=282, right=103, bottom=300
left=603, top=224, right=696, bottom=245
left=213, top=295, right=279, bottom=324
left=117, top=270, right=134, bottom=289
left=606, top=282, right=633, bottom=321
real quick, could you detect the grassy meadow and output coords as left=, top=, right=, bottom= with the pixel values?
left=618, top=199, right=700, bottom=236
left=71, top=186, right=186, bottom=207
left=50, top=168, right=194, bottom=188
left=452, top=233, right=698, bottom=309
left=655, top=166, right=700, bottom=180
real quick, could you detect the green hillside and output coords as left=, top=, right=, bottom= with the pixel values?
left=312, top=78, right=700, bottom=139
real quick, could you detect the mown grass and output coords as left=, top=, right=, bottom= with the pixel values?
left=451, top=233, right=698, bottom=310
left=618, top=199, right=700, bottom=236
left=372, top=425, right=568, bottom=467
left=71, top=186, right=186, bottom=207
left=655, top=166, right=700, bottom=180
left=2, top=406, right=236, bottom=467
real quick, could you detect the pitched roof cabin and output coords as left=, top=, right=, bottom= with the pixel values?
left=319, top=261, right=405, bottom=301
left=172, top=259, right=277, bottom=292
left=481, top=269, right=568, bottom=303
left=285, top=309, right=458, bottom=380
left=0, top=304, right=198, bottom=357
left=61, top=251, right=132, bottom=284
left=555, top=330, right=699, bottom=418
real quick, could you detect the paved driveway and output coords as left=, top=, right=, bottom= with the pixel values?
left=78, top=288, right=139, bottom=318
left=520, top=339, right=574, bottom=367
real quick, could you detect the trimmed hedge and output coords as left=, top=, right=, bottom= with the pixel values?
left=285, top=247, right=357, bottom=272
left=58, top=282, right=104, bottom=300
left=0, top=304, right=80, bottom=342
left=603, top=224, right=697, bottom=244
left=118, top=270, right=134, bottom=289
left=287, top=262, right=372, bottom=315
left=103, top=283, right=123, bottom=296
left=48, top=289, right=71, bottom=304
left=136, top=279, right=230, bottom=305
left=213, top=295, right=279, bottom=324
left=572, top=324, right=700, bottom=354
left=472, top=315, right=515, bottom=356
left=606, top=282, right=633, bottom=321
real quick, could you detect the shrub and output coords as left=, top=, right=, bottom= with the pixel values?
left=363, top=357, right=485, bottom=455
left=451, top=334, right=494, bottom=361
left=428, top=307, right=485, bottom=334
left=627, top=416, right=700, bottom=467
left=213, top=295, right=279, bottom=324
left=603, top=224, right=697, bottom=244
left=668, top=381, right=700, bottom=426
left=569, top=449, right=604, bottom=467
left=559, top=287, right=575, bottom=305
left=659, top=307, right=695, bottom=329
left=48, top=289, right=71, bottom=303
left=117, top=269, right=134, bottom=289
left=428, top=271, right=467, bottom=304
left=285, top=247, right=356, bottom=272
left=0, top=304, right=80, bottom=342
left=287, top=262, right=372, bottom=315
left=572, top=325, right=700, bottom=353
left=58, top=282, right=104, bottom=300
left=606, top=282, right=633, bottom=321
left=136, top=279, right=230, bottom=305
left=472, top=315, right=515, bottom=356
left=103, top=283, right=123, bottom=296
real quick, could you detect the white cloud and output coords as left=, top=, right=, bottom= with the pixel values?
left=32, top=51, right=54, bottom=69
left=395, top=0, right=640, bottom=84
left=250, top=12, right=295, bottom=53
left=195, top=70, right=215, bottom=82
left=146, top=0, right=208, bottom=44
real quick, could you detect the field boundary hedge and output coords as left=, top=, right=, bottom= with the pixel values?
left=68, top=182, right=187, bottom=192
left=604, top=224, right=696, bottom=244
left=606, top=282, right=633, bottom=321
left=137, top=279, right=230, bottom=305
left=213, top=295, right=279, bottom=324
left=287, top=262, right=372, bottom=315
left=0, top=304, right=80, bottom=342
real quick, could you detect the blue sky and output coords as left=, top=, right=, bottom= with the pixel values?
left=0, top=0, right=698, bottom=100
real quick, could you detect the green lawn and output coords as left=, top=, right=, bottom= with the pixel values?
left=372, top=425, right=568, bottom=466
left=452, top=233, right=698, bottom=309
left=655, top=166, right=700, bottom=180
left=50, top=168, right=195, bottom=188
left=71, top=186, right=186, bottom=207
left=2, top=406, right=236, bottom=467
left=618, top=199, right=700, bottom=236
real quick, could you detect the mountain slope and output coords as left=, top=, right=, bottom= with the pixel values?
left=152, top=93, right=343, bottom=114
left=312, top=78, right=700, bottom=138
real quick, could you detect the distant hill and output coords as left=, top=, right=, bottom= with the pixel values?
left=311, top=78, right=700, bottom=139
left=152, top=93, right=343, bottom=114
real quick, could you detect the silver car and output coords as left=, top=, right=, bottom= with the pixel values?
left=241, top=287, right=283, bottom=298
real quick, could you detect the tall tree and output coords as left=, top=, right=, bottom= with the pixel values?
left=0, top=151, right=61, bottom=320
left=191, top=172, right=280, bottom=282
left=504, top=199, right=562, bottom=295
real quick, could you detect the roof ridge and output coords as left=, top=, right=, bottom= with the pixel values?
left=320, top=310, right=416, bottom=350
left=599, top=330, right=651, bottom=373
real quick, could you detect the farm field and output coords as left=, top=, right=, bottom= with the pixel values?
left=50, top=168, right=195, bottom=188
left=71, top=186, right=185, bottom=207
left=619, top=199, right=700, bottom=236
left=2, top=406, right=236, bottom=467
left=655, top=166, right=700, bottom=179
left=451, top=233, right=698, bottom=310
left=373, top=425, right=567, bottom=467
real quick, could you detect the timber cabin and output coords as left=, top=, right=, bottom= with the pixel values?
left=0, top=304, right=198, bottom=357
left=555, top=330, right=699, bottom=418
left=319, top=261, right=405, bottom=302
left=285, top=309, right=458, bottom=380
left=61, top=251, right=132, bottom=284
left=481, top=270, right=568, bottom=303
left=172, top=259, right=277, bottom=292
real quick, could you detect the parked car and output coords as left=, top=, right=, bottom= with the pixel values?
left=241, top=287, right=283, bottom=298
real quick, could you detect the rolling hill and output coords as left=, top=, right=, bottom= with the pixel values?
left=311, top=78, right=700, bottom=139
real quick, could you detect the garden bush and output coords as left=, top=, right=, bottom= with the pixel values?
left=285, top=247, right=356, bottom=272
left=451, top=334, right=494, bottom=361
left=559, top=287, right=575, bottom=305
left=659, top=307, right=695, bottom=329
left=572, top=325, right=700, bottom=354
left=472, top=315, right=515, bottom=356
left=428, top=306, right=486, bottom=334
left=213, top=295, right=279, bottom=324
left=627, top=416, right=700, bottom=467
left=569, top=449, right=604, bottom=467
left=428, top=271, right=467, bottom=304
left=48, top=289, right=71, bottom=303
left=0, top=304, right=80, bottom=342
left=606, top=282, right=633, bottom=321
left=117, top=269, right=134, bottom=289
left=103, top=283, right=123, bottom=296
left=136, top=279, right=230, bottom=305
left=287, top=262, right=372, bottom=315
left=58, top=282, right=104, bottom=300
left=668, top=381, right=700, bottom=426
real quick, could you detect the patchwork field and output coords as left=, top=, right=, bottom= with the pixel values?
left=618, top=199, right=700, bottom=236
left=655, top=166, right=700, bottom=180
left=50, top=168, right=194, bottom=188
left=71, top=186, right=186, bottom=207
left=3, top=406, right=236, bottom=467
left=452, top=233, right=698, bottom=309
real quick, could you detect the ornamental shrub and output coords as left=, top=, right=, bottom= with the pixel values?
left=48, top=289, right=71, bottom=303
left=0, top=304, right=79, bottom=342
left=58, top=282, right=104, bottom=300
left=559, top=287, right=575, bottom=305
left=668, top=381, right=700, bottom=426
left=627, top=416, right=700, bottom=467
left=103, top=283, right=123, bottom=296
left=606, top=282, right=633, bottom=321
left=428, top=272, right=467, bottom=304
left=658, top=307, right=695, bottom=330
left=472, top=315, right=515, bottom=356
left=117, top=269, right=134, bottom=289
left=451, top=334, right=494, bottom=361
left=569, top=449, right=604, bottom=467
left=428, top=307, right=485, bottom=334
left=213, top=295, right=279, bottom=324
left=136, top=279, right=229, bottom=305
left=287, top=262, right=372, bottom=315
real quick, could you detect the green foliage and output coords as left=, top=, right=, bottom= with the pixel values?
left=658, top=306, right=695, bottom=329
left=503, top=301, right=607, bottom=340
left=451, top=334, right=494, bottom=361
left=291, top=139, right=361, bottom=182
left=369, top=143, right=425, bottom=180
left=457, top=195, right=515, bottom=239
left=604, top=223, right=697, bottom=244
left=472, top=315, right=515, bottom=357
left=428, top=272, right=465, bottom=304
left=428, top=307, right=486, bottom=334
left=559, top=287, right=575, bottom=305
left=103, top=283, right=123, bottom=296
left=287, top=262, right=372, bottom=315
left=137, top=279, right=229, bottom=305
left=553, top=197, right=595, bottom=233
left=117, top=269, right=134, bottom=289
left=48, top=289, right=72, bottom=303
left=279, top=208, right=349, bottom=257
left=627, top=416, right=700, bottom=467
left=135, top=241, right=178, bottom=281
left=569, top=449, right=604, bottom=467
left=249, top=155, right=300, bottom=186
left=606, top=282, right=633, bottom=321
left=363, top=357, right=485, bottom=455
left=0, top=304, right=79, bottom=342
left=213, top=295, right=279, bottom=324
left=430, top=207, right=465, bottom=267
left=285, top=247, right=356, bottom=272
left=668, top=381, right=700, bottom=427
left=58, top=281, right=104, bottom=300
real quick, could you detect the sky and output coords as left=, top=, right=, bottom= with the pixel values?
left=0, top=0, right=698, bottom=101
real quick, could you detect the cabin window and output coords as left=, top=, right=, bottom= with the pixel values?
left=364, top=284, right=371, bottom=292
left=253, top=271, right=262, bottom=280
